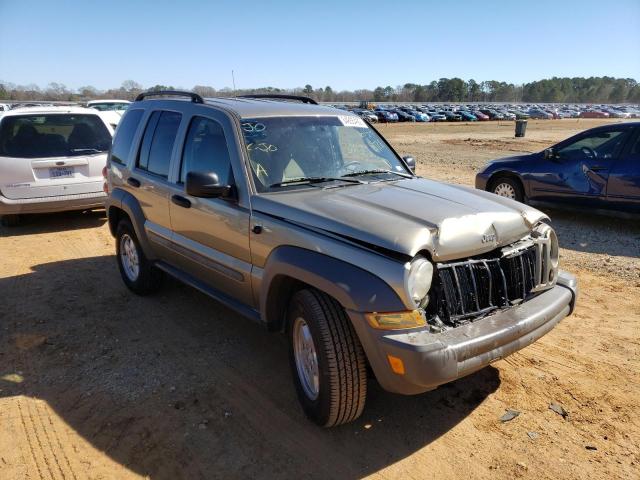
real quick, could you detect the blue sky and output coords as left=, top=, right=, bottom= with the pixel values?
left=1, top=0, right=639, bottom=91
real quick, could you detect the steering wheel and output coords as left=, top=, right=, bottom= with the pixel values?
left=581, top=146, right=596, bottom=159
left=342, top=160, right=363, bottom=173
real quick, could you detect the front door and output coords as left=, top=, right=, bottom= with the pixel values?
left=529, top=128, right=630, bottom=206
left=168, top=114, right=253, bottom=305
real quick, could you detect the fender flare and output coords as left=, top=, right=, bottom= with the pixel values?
left=106, top=188, right=157, bottom=259
left=260, top=246, right=406, bottom=327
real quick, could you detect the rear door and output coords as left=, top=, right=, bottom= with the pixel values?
left=126, top=110, right=182, bottom=251
left=0, top=113, right=112, bottom=199
left=606, top=128, right=640, bottom=213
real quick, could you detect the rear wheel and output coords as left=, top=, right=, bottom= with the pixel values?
left=287, top=289, right=367, bottom=427
left=115, top=218, right=163, bottom=295
left=490, top=176, right=524, bottom=203
left=1, top=215, right=20, bottom=227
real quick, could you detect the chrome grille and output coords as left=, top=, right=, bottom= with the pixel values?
left=433, top=232, right=556, bottom=325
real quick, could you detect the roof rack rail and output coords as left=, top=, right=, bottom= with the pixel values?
left=237, top=94, right=318, bottom=105
left=135, top=90, right=204, bottom=104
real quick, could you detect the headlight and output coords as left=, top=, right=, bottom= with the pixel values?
left=533, top=223, right=559, bottom=285
left=406, top=256, right=434, bottom=305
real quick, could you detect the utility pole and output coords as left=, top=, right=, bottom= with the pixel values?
left=231, top=70, right=236, bottom=93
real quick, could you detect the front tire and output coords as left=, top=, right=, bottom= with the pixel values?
left=287, top=289, right=367, bottom=427
left=115, top=218, right=163, bottom=295
left=490, top=176, right=524, bottom=203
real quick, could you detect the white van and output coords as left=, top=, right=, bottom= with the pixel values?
left=0, top=106, right=114, bottom=226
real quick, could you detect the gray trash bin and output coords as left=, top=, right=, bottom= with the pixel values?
left=515, top=119, right=527, bottom=137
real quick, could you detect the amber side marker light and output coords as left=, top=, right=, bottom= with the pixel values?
left=365, top=310, right=426, bottom=330
left=387, top=355, right=406, bottom=375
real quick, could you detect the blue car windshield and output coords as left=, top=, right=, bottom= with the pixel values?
left=240, top=116, right=408, bottom=191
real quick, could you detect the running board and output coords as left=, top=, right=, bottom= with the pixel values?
left=154, top=261, right=262, bottom=324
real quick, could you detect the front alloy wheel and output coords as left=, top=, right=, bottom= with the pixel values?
left=292, top=317, right=320, bottom=400
left=494, top=182, right=517, bottom=199
left=491, top=176, right=524, bottom=202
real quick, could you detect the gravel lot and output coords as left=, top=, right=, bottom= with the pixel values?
left=0, top=119, right=638, bottom=480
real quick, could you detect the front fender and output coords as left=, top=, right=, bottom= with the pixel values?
left=260, top=246, right=405, bottom=324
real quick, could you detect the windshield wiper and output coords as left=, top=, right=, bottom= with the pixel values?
left=269, top=176, right=364, bottom=189
left=342, top=169, right=412, bottom=179
left=69, top=148, right=106, bottom=154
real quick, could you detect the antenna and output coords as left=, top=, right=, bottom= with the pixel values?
left=231, top=70, right=236, bottom=93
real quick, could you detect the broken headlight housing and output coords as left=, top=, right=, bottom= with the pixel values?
left=531, top=222, right=560, bottom=288
left=406, top=255, right=434, bottom=306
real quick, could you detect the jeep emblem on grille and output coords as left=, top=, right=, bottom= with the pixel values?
left=482, top=234, right=496, bottom=243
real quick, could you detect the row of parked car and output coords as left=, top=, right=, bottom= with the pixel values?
left=337, top=103, right=640, bottom=123
left=0, top=95, right=637, bottom=228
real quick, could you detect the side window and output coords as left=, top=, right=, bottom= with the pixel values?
left=557, top=130, right=627, bottom=161
left=111, top=109, right=143, bottom=165
left=137, top=111, right=181, bottom=178
left=629, top=131, right=640, bottom=156
left=180, top=116, right=233, bottom=185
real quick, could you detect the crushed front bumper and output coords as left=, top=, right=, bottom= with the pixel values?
left=349, top=270, right=578, bottom=395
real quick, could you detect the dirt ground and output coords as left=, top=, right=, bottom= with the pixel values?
left=1, top=119, right=638, bottom=480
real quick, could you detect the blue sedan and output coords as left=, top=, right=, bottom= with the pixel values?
left=475, top=122, right=640, bottom=214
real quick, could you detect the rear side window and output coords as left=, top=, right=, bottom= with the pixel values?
left=0, top=114, right=111, bottom=158
left=137, top=111, right=182, bottom=178
left=180, top=116, right=232, bottom=184
left=111, top=109, right=143, bottom=165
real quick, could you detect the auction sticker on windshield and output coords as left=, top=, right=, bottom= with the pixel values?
left=338, top=115, right=368, bottom=128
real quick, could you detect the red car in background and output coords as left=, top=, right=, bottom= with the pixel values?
left=472, top=110, right=490, bottom=120
left=579, top=110, right=610, bottom=118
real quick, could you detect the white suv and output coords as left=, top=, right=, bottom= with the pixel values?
left=0, top=106, right=114, bottom=226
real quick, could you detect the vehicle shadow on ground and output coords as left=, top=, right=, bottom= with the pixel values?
left=542, top=207, right=640, bottom=258
left=0, top=255, right=500, bottom=479
left=0, top=209, right=107, bottom=237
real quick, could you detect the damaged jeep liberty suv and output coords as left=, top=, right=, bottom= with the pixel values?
left=105, top=91, right=578, bottom=427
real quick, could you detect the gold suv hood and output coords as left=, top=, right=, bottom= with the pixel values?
left=252, top=177, right=548, bottom=261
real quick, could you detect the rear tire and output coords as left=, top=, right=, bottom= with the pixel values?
left=490, top=176, right=524, bottom=203
left=1, top=215, right=20, bottom=227
left=287, top=289, right=367, bottom=427
left=115, top=218, right=163, bottom=295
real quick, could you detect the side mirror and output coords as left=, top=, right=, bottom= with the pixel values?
left=403, top=155, right=416, bottom=174
left=543, top=148, right=558, bottom=161
left=186, top=171, right=233, bottom=199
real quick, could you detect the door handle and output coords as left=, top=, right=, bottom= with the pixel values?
left=127, top=177, right=141, bottom=187
left=171, top=194, right=191, bottom=209
left=589, top=165, right=607, bottom=172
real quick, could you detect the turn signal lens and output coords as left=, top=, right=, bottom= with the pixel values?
left=365, top=310, right=426, bottom=330
left=387, top=355, right=405, bottom=375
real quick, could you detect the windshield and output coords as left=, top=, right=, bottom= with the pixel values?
left=0, top=114, right=112, bottom=158
left=241, top=115, right=408, bottom=191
